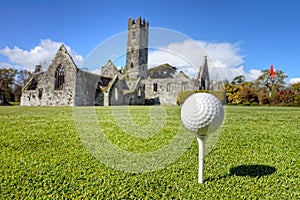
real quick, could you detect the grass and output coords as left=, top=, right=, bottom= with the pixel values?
left=0, top=106, right=300, bottom=199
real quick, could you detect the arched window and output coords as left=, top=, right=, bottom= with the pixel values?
left=55, top=65, right=65, bottom=90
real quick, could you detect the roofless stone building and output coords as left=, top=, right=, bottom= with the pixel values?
left=21, top=17, right=210, bottom=106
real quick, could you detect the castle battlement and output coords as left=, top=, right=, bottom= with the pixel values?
left=128, top=16, right=149, bottom=29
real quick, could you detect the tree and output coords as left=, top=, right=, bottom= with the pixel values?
left=225, top=76, right=260, bottom=105
left=15, top=69, right=32, bottom=87
left=14, top=69, right=32, bottom=102
left=255, top=69, right=288, bottom=104
left=290, top=82, right=300, bottom=93
left=290, top=82, right=300, bottom=105
left=0, top=68, right=18, bottom=102
left=255, top=69, right=287, bottom=92
left=231, top=75, right=246, bottom=85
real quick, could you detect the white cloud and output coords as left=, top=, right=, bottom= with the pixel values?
left=246, top=69, right=262, bottom=81
left=0, top=39, right=83, bottom=71
left=148, top=39, right=260, bottom=82
left=199, top=41, right=244, bottom=67
left=289, top=78, right=300, bottom=84
left=1, top=38, right=264, bottom=83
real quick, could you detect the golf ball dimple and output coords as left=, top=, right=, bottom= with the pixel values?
left=181, top=93, right=224, bottom=136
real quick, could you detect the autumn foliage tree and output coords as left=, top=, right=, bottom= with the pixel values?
left=254, top=69, right=288, bottom=104
left=225, top=75, right=258, bottom=105
left=224, top=69, right=299, bottom=106
left=239, top=82, right=258, bottom=104
left=273, top=89, right=295, bottom=105
left=290, top=82, right=300, bottom=105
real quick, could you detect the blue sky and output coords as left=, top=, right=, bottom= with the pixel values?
left=1, top=0, right=300, bottom=83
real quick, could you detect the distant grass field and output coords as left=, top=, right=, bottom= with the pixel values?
left=0, top=106, right=299, bottom=199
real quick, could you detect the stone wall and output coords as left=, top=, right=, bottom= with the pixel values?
left=74, top=71, right=100, bottom=106
left=106, top=76, right=124, bottom=106
left=143, top=71, right=200, bottom=105
left=123, top=78, right=145, bottom=105
left=21, top=45, right=77, bottom=106
left=100, top=60, right=121, bottom=78
left=20, top=17, right=210, bottom=107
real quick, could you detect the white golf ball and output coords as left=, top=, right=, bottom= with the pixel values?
left=181, top=93, right=224, bottom=136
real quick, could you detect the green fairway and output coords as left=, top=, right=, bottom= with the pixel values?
left=1, top=106, right=299, bottom=199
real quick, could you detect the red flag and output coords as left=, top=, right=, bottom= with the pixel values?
left=270, top=65, right=274, bottom=78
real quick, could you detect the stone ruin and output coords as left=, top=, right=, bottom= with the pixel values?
left=21, top=16, right=210, bottom=106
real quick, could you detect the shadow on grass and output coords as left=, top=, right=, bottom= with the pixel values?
left=205, top=164, right=276, bottom=182
left=229, top=164, right=276, bottom=177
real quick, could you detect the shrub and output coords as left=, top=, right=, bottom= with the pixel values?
left=258, top=91, right=269, bottom=105
left=239, top=86, right=258, bottom=104
left=273, top=89, right=295, bottom=105
left=177, top=90, right=199, bottom=105
left=177, top=90, right=226, bottom=105
left=251, top=102, right=259, bottom=106
left=242, top=102, right=251, bottom=106
left=225, top=84, right=241, bottom=105
left=294, top=92, right=300, bottom=105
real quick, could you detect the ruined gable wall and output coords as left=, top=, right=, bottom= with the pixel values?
left=21, top=46, right=77, bottom=106
left=100, top=61, right=121, bottom=79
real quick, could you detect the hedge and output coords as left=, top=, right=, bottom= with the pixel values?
left=177, top=90, right=226, bottom=105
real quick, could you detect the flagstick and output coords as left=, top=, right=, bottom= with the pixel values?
left=196, top=135, right=206, bottom=183
left=269, top=65, right=274, bottom=106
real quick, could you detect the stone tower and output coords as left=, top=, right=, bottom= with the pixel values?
left=197, top=56, right=210, bottom=90
left=126, top=16, right=149, bottom=79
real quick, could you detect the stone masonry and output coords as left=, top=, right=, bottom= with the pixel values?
left=21, top=17, right=210, bottom=106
